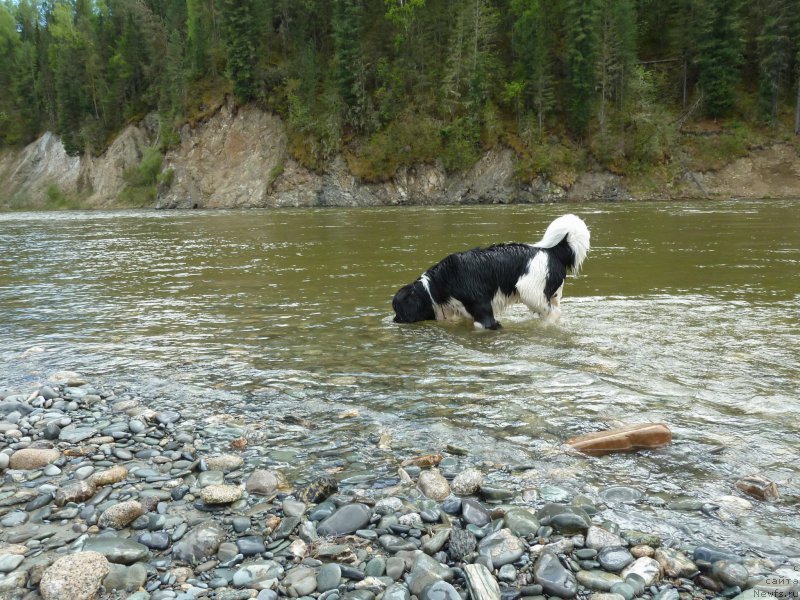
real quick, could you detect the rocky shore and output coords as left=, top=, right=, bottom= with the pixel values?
left=1, top=374, right=798, bottom=600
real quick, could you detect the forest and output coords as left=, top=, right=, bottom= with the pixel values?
left=1, top=0, right=799, bottom=186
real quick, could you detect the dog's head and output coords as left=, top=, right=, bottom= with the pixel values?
left=392, top=280, right=435, bottom=323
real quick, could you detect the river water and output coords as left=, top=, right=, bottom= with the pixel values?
left=1, top=200, right=799, bottom=556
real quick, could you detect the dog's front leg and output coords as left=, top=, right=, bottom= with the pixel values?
left=468, top=303, right=502, bottom=330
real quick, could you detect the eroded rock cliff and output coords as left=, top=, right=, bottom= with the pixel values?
left=1, top=105, right=798, bottom=210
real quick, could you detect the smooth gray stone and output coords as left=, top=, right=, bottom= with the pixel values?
left=383, top=583, right=411, bottom=600
left=406, top=553, right=453, bottom=596
left=597, top=546, right=634, bottom=572
left=317, top=563, right=342, bottom=592
left=503, top=508, right=540, bottom=537
left=317, top=504, right=372, bottom=536
left=283, top=566, right=317, bottom=597
left=139, top=531, right=171, bottom=550
left=364, top=556, right=386, bottom=578
left=461, top=498, right=491, bottom=527
left=236, top=536, right=266, bottom=556
left=103, top=563, right=148, bottom=593
left=420, top=581, right=460, bottom=600
left=273, top=516, right=301, bottom=540
left=477, top=528, right=524, bottom=567
left=533, top=552, right=577, bottom=598
left=599, top=486, right=643, bottom=504
left=172, top=523, right=226, bottom=564
left=379, top=535, right=417, bottom=553
left=82, top=536, right=150, bottom=565
left=536, top=504, right=591, bottom=534
left=575, top=569, right=623, bottom=592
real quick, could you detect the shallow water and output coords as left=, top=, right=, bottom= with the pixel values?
left=1, top=200, right=799, bottom=555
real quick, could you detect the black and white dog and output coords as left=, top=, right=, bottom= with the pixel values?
left=392, top=214, right=590, bottom=329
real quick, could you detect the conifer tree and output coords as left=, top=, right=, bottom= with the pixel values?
left=695, top=0, right=744, bottom=118
left=564, top=0, right=600, bottom=136
left=756, top=0, right=791, bottom=125
left=510, top=0, right=555, bottom=135
left=219, top=0, right=263, bottom=103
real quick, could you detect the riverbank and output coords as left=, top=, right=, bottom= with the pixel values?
left=1, top=373, right=798, bottom=600
left=1, top=106, right=799, bottom=211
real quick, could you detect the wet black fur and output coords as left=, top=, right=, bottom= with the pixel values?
left=392, top=237, right=576, bottom=329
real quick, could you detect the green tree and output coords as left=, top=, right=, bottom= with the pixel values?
left=564, top=0, right=601, bottom=136
left=755, top=0, right=791, bottom=125
left=510, top=0, right=556, bottom=135
left=695, top=0, right=744, bottom=118
left=219, top=0, right=263, bottom=103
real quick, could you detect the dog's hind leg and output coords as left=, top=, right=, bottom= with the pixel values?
left=467, top=303, right=502, bottom=330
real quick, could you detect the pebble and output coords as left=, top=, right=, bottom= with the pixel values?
left=620, top=557, right=661, bottom=586
left=317, top=563, right=342, bottom=592
left=8, top=448, right=61, bottom=470
left=533, top=551, right=578, bottom=598
left=598, top=546, right=634, bottom=572
left=451, top=468, right=483, bottom=496
left=98, top=500, right=144, bottom=529
left=317, top=503, right=372, bottom=536
left=418, top=469, right=451, bottom=501
left=39, top=551, right=110, bottom=600
left=461, top=498, right=492, bottom=527
left=0, top=376, right=783, bottom=600
left=201, top=484, right=243, bottom=504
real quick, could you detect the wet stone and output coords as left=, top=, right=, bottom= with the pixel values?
left=533, top=552, right=578, bottom=598
left=598, top=546, right=634, bottom=572
left=236, top=536, right=266, bottom=556
left=536, top=504, right=591, bottom=534
left=575, top=570, right=623, bottom=592
left=418, top=469, right=451, bottom=501
left=317, top=563, right=342, bottom=592
left=447, top=528, right=477, bottom=561
left=712, top=560, right=749, bottom=588
left=586, top=526, right=626, bottom=550
left=82, top=536, right=150, bottom=565
left=477, top=528, right=525, bottom=567
left=317, top=503, right=372, bottom=536
left=272, top=516, right=300, bottom=539
left=155, top=410, right=181, bottom=425
left=421, top=580, right=461, bottom=600
left=173, top=523, right=227, bottom=565
left=451, top=469, right=483, bottom=496
left=504, top=508, right=540, bottom=537
left=139, top=531, right=171, bottom=550
left=283, top=566, right=317, bottom=597
left=462, top=498, right=492, bottom=527
left=380, top=535, right=417, bottom=553
left=654, top=547, right=697, bottom=578
left=620, top=557, right=661, bottom=586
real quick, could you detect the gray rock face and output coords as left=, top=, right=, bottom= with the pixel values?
left=40, top=551, right=110, bottom=600
left=317, top=503, right=372, bottom=536
left=172, top=523, right=227, bottom=564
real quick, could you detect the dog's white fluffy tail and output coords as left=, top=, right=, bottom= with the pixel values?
left=533, top=214, right=590, bottom=273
